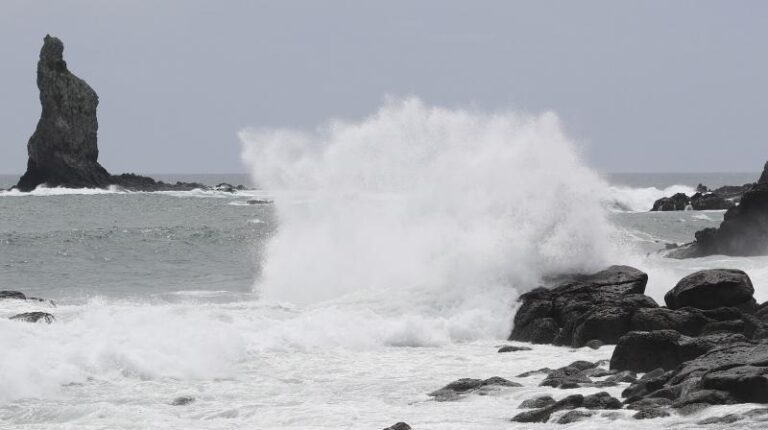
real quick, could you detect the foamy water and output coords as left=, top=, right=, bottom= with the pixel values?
left=2, top=100, right=767, bottom=429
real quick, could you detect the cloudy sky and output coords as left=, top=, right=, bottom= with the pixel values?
left=1, top=0, right=766, bottom=174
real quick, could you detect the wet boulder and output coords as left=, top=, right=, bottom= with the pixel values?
left=0, top=291, right=27, bottom=301
left=510, top=394, right=584, bottom=423
left=651, top=193, right=691, bottom=211
left=610, top=330, right=747, bottom=373
left=497, top=345, right=532, bottom=353
left=383, top=423, right=411, bottom=430
left=428, top=376, right=520, bottom=401
left=582, top=391, right=622, bottom=409
left=510, top=266, right=655, bottom=347
left=518, top=395, right=556, bottom=409
left=630, top=307, right=710, bottom=336
left=556, top=410, right=593, bottom=424
left=10, top=311, right=55, bottom=324
left=664, top=269, right=755, bottom=311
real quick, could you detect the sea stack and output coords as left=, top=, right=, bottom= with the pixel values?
left=17, top=35, right=112, bottom=191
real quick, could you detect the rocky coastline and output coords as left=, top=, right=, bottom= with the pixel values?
left=668, top=162, right=768, bottom=258
left=403, top=265, right=768, bottom=427
left=11, top=35, right=246, bottom=193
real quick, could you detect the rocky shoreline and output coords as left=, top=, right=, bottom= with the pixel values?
left=397, top=265, right=768, bottom=427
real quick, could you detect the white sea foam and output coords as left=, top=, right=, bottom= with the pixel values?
left=240, top=98, right=620, bottom=347
left=605, top=184, right=696, bottom=212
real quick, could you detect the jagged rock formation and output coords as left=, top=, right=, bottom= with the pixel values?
left=651, top=188, right=745, bottom=212
left=15, top=36, right=238, bottom=193
left=669, top=161, right=768, bottom=257
left=16, top=35, right=111, bottom=191
left=508, top=265, right=657, bottom=347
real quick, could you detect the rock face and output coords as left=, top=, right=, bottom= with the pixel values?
left=669, top=162, right=768, bottom=257
left=17, top=35, right=111, bottom=191
left=509, top=265, right=657, bottom=347
left=15, top=36, right=242, bottom=193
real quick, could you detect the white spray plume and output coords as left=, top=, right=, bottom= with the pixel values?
left=240, top=98, right=616, bottom=308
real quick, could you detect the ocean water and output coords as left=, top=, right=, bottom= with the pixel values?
left=2, top=100, right=768, bottom=429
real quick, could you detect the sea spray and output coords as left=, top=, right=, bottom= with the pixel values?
left=240, top=98, right=618, bottom=340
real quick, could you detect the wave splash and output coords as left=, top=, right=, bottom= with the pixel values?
left=240, top=98, right=618, bottom=340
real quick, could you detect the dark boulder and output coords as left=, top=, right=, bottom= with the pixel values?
left=585, top=339, right=604, bottom=349
left=170, top=396, right=195, bottom=406
left=556, top=410, right=593, bottom=424
left=518, top=396, right=556, bottom=409
left=651, top=193, right=690, bottom=211
left=10, top=312, right=55, bottom=324
left=630, top=307, right=710, bottom=336
left=582, top=391, right=622, bottom=409
left=428, top=377, right=520, bottom=401
left=633, top=408, right=671, bottom=419
left=664, top=269, right=754, bottom=310
left=0, top=291, right=27, bottom=301
left=510, top=394, right=584, bottom=423
left=383, top=423, right=411, bottom=430
left=510, top=266, right=655, bottom=347
left=610, top=330, right=746, bottom=373
left=540, top=361, right=597, bottom=389
left=497, top=345, right=532, bottom=353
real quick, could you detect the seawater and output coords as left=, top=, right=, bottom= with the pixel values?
left=2, top=99, right=768, bottom=429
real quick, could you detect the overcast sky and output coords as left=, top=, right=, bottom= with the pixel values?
left=1, top=0, right=766, bottom=174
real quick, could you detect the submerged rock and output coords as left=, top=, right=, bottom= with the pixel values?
left=382, top=422, right=411, bottom=430
left=556, top=410, right=593, bottom=424
left=10, top=312, right=55, bottom=324
left=518, top=395, right=556, bottom=409
left=497, top=345, right=532, bottom=353
left=428, top=376, right=520, bottom=400
left=0, top=291, right=27, bottom=301
left=170, top=396, right=195, bottom=406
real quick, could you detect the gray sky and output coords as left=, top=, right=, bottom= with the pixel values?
left=1, top=0, right=767, bottom=174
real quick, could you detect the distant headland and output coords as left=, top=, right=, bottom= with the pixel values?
left=13, top=35, right=243, bottom=193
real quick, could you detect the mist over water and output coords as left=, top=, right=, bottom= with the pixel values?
left=240, top=98, right=618, bottom=342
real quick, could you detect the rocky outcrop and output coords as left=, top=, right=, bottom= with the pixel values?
left=509, top=265, right=657, bottom=347
left=690, top=192, right=735, bottom=211
left=15, top=36, right=243, bottom=193
left=601, top=268, right=768, bottom=412
left=651, top=193, right=691, bottom=211
left=651, top=191, right=737, bottom=212
left=667, top=162, right=768, bottom=257
left=17, top=35, right=111, bottom=191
